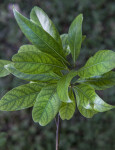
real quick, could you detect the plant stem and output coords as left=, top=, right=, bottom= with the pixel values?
left=55, top=113, right=60, bottom=150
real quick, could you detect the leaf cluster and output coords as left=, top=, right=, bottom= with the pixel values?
left=0, top=6, right=115, bottom=126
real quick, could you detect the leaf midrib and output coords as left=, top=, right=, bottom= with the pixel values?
left=38, top=88, right=57, bottom=122
left=19, top=15, right=67, bottom=64
left=14, top=61, right=66, bottom=69
left=73, top=26, right=80, bottom=62
left=1, top=91, right=40, bottom=106
left=78, top=77, right=115, bottom=83
left=78, top=60, right=114, bottom=74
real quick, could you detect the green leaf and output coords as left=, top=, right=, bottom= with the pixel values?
left=78, top=71, right=115, bottom=90
left=0, top=60, right=12, bottom=77
left=78, top=50, right=115, bottom=78
left=5, top=64, right=61, bottom=83
left=68, top=14, right=83, bottom=63
left=32, top=85, right=61, bottom=126
left=12, top=51, right=66, bottom=74
left=0, top=83, right=44, bottom=111
left=59, top=89, right=76, bottom=120
left=60, top=34, right=70, bottom=56
left=13, top=9, right=67, bottom=63
left=18, top=45, right=41, bottom=53
left=30, top=6, right=62, bottom=46
left=73, top=84, right=115, bottom=118
left=57, top=71, right=77, bottom=102
left=60, top=34, right=86, bottom=57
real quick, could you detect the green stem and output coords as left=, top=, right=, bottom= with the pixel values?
left=55, top=113, right=60, bottom=150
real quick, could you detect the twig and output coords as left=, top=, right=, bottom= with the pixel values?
left=55, top=113, right=60, bottom=150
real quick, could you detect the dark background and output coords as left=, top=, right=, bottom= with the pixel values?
left=0, top=0, right=115, bottom=150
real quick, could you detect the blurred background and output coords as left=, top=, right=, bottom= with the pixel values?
left=0, top=0, right=115, bottom=150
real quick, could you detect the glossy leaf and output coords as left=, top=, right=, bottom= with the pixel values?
left=59, top=89, right=76, bottom=120
left=57, top=71, right=77, bottom=103
left=32, top=85, right=61, bottom=126
left=73, top=84, right=115, bottom=118
left=78, top=71, right=115, bottom=90
left=18, top=45, right=41, bottom=53
left=68, top=14, right=83, bottom=62
left=12, top=51, right=66, bottom=74
left=78, top=50, right=115, bottom=78
left=13, top=9, right=67, bottom=63
left=0, top=83, right=43, bottom=111
left=60, top=34, right=86, bottom=57
left=30, top=6, right=62, bottom=46
left=60, top=34, right=70, bottom=56
left=5, top=64, right=61, bottom=83
left=0, top=60, right=12, bottom=77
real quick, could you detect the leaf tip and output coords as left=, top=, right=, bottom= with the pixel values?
left=13, top=6, right=16, bottom=13
left=79, top=13, right=83, bottom=21
left=13, top=7, right=18, bottom=18
left=13, top=7, right=20, bottom=18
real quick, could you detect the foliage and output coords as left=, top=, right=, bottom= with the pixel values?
left=0, top=1, right=115, bottom=150
left=0, top=6, right=115, bottom=128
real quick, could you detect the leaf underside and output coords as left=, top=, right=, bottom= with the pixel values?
left=59, top=89, right=76, bottom=120
left=73, top=84, right=115, bottom=118
left=57, top=71, right=77, bottom=103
